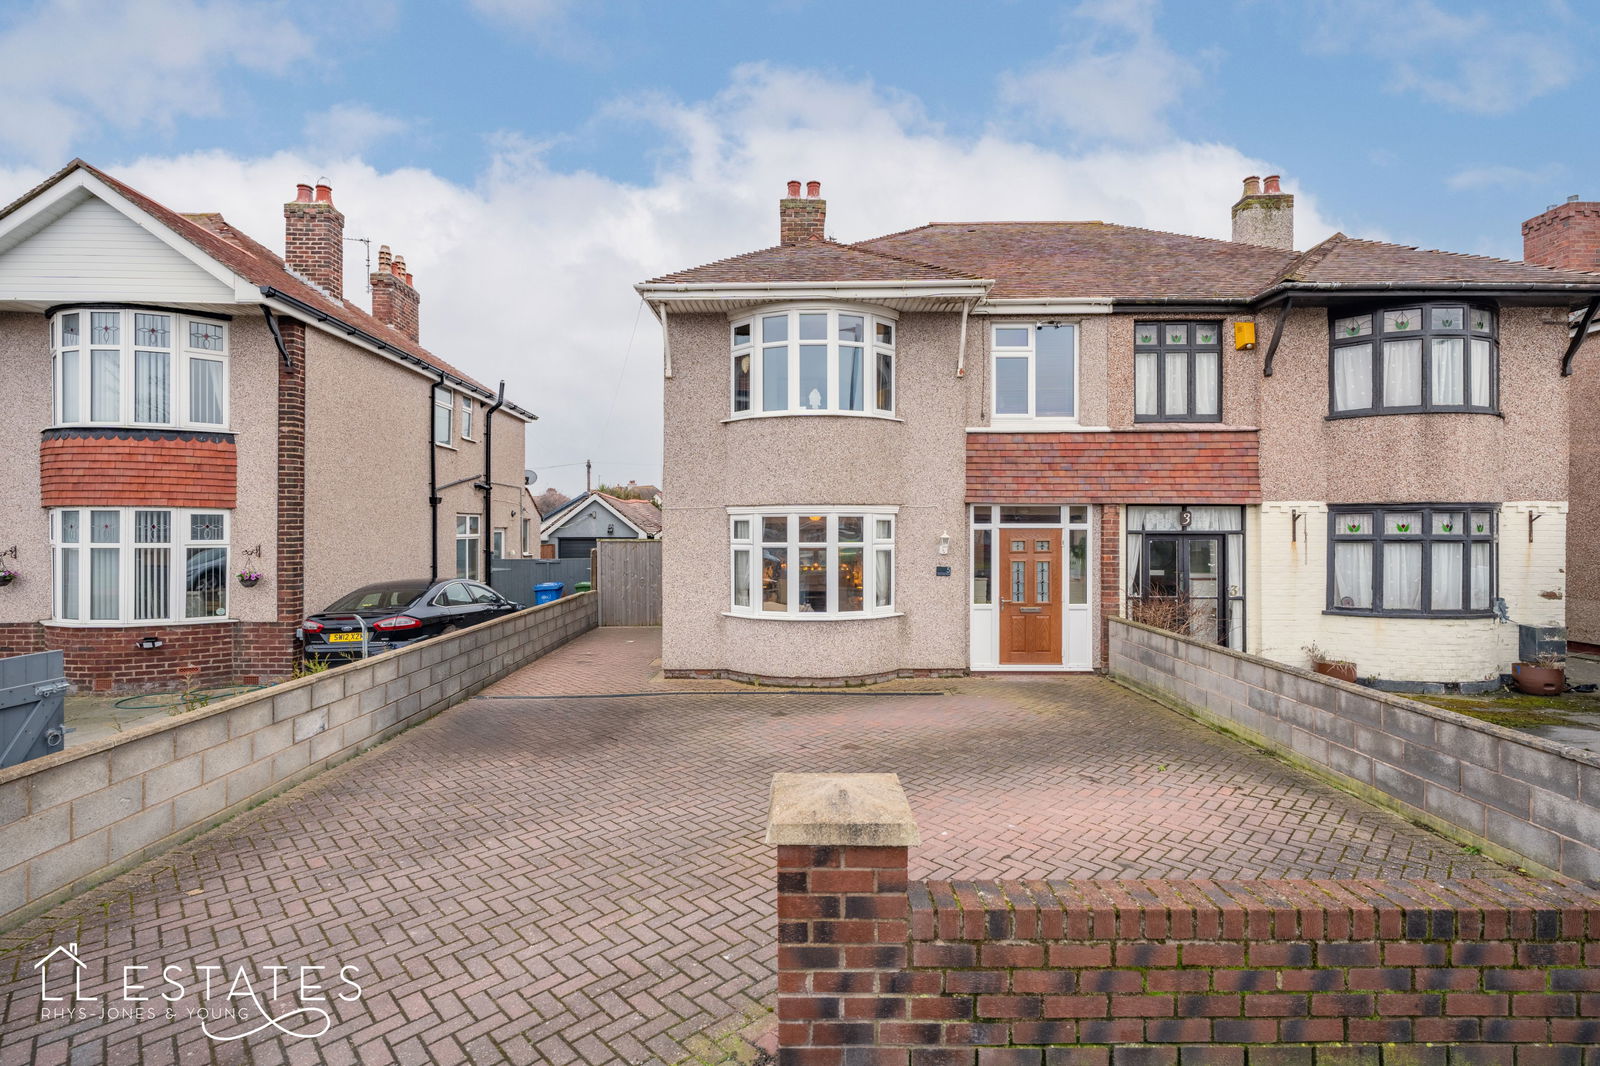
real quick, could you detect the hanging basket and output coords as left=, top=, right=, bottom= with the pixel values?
left=238, top=575, right=261, bottom=588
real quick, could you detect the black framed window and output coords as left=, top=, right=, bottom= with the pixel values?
left=1329, top=303, right=1497, bottom=416
left=1328, top=504, right=1496, bottom=617
left=1133, top=321, right=1222, bottom=422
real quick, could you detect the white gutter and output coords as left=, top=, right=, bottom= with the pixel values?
left=974, top=298, right=1114, bottom=315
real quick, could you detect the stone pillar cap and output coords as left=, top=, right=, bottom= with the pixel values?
left=765, top=772, right=921, bottom=846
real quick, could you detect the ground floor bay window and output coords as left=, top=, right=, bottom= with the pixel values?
left=1328, top=504, right=1495, bottom=616
left=727, top=507, right=896, bottom=618
left=52, top=508, right=229, bottom=623
left=1125, top=505, right=1245, bottom=650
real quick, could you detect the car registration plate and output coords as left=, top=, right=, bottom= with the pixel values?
left=326, top=632, right=363, bottom=643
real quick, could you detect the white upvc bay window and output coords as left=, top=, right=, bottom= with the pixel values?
left=52, top=507, right=230, bottom=625
left=730, top=307, right=896, bottom=419
left=51, top=308, right=228, bottom=430
left=728, top=507, right=897, bottom=619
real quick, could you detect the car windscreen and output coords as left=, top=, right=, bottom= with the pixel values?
left=323, top=584, right=428, bottom=613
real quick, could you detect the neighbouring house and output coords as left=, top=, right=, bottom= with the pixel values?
left=0, top=160, right=536, bottom=692
left=1521, top=194, right=1600, bottom=653
left=540, top=490, right=663, bottom=560
left=638, top=177, right=1600, bottom=688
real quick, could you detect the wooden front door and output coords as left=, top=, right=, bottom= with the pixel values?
left=999, top=529, right=1063, bottom=665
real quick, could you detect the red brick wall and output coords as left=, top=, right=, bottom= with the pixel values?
left=777, top=847, right=1600, bottom=1061
left=371, top=272, right=421, bottom=342
left=37, top=622, right=239, bottom=692
left=967, top=430, right=1260, bottom=504
left=40, top=429, right=237, bottom=508
left=1096, top=505, right=1120, bottom=671
left=272, top=319, right=307, bottom=678
left=1522, top=201, right=1600, bottom=272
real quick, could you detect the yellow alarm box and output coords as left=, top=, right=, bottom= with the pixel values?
left=1234, top=321, right=1257, bottom=350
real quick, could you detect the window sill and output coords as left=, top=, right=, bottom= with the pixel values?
left=969, top=420, right=1096, bottom=433
left=722, top=411, right=903, bottom=424
left=43, top=617, right=238, bottom=628
left=1325, top=409, right=1502, bottom=421
left=1320, top=609, right=1496, bottom=620
left=1132, top=418, right=1226, bottom=426
left=722, top=610, right=904, bottom=622
left=434, top=441, right=458, bottom=450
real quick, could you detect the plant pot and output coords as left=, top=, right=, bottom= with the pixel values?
left=1313, top=660, right=1358, bottom=684
left=238, top=576, right=260, bottom=588
left=1511, top=663, right=1564, bottom=696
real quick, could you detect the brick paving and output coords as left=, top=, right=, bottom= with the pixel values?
left=0, top=627, right=1499, bottom=1065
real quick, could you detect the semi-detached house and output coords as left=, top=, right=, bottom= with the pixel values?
left=0, top=161, right=537, bottom=692
left=639, top=177, right=1600, bottom=688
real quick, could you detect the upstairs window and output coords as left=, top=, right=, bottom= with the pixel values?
left=730, top=308, right=895, bottom=418
left=1330, top=303, right=1496, bottom=416
left=1134, top=322, right=1222, bottom=422
left=460, top=397, right=475, bottom=440
left=1328, top=505, right=1495, bottom=616
left=433, top=386, right=453, bottom=444
left=51, top=308, right=228, bottom=430
left=992, top=324, right=1076, bottom=420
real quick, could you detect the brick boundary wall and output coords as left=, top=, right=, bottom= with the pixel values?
left=0, top=592, right=597, bottom=931
left=770, top=778, right=1600, bottom=1065
left=1106, top=618, right=1600, bottom=881
left=777, top=846, right=1600, bottom=1063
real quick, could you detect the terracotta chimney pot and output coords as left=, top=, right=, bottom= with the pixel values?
left=1243, top=175, right=1262, bottom=196
left=787, top=180, right=802, bottom=197
left=806, top=180, right=821, bottom=198
left=314, top=183, right=333, bottom=204
left=1263, top=175, right=1282, bottom=194
left=295, top=183, right=313, bottom=203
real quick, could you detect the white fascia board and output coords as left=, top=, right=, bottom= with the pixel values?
left=973, top=298, right=1114, bottom=316
left=543, top=493, right=646, bottom=538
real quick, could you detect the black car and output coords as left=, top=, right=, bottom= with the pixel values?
left=299, top=578, right=523, bottom=659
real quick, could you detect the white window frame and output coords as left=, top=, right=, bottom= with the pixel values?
left=455, top=514, right=481, bottom=580
left=727, top=505, right=898, bottom=620
left=460, top=396, right=475, bottom=440
left=50, top=308, right=230, bottom=431
left=728, top=304, right=898, bottom=421
left=433, top=386, right=454, bottom=446
left=990, top=322, right=1079, bottom=425
left=50, top=507, right=231, bottom=626
left=492, top=528, right=506, bottom=559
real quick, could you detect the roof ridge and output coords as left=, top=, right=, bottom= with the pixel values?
left=836, top=238, right=986, bottom=280
left=1277, top=232, right=1348, bottom=284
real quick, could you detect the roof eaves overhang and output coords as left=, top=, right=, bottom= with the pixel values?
left=634, top=277, right=994, bottom=314
left=259, top=286, right=538, bottom=422
left=975, top=297, right=1114, bottom=316
left=1252, top=281, right=1600, bottom=309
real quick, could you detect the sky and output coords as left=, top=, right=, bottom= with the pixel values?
left=1, top=0, right=1594, bottom=494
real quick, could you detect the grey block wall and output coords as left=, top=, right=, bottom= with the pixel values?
left=1109, top=617, right=1600, bottom=880
left=0, top=593, right=598, bottom=930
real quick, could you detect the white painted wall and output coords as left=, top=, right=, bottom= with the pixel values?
left=1255, top=501, right=1567, bottom=683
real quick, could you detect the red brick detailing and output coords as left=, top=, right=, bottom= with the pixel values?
left=778, top=845, right=1600, bottom=1059
left=39, top=431, right=237, bottom=508
left=967, top=430, right=1260, bottom=504
left=780, top=186, right=827, bottom=245
left=1097, top=504, right=1120, bottom=671
left=38, top=622, right=239, bottom=692
left=283, top=192, right=344, bottom=299
left=263, top=318, right=308, bottom=680
left=1522, top=200, right=1600, bottom=272
left=0, top=622, right=45, bottom=660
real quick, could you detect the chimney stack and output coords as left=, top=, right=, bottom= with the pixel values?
left=1522, top=195, right=1600, bottom=273
left=779, top=179, right=827, bottom=245
left=284, top=180, right=345, bottom=299
left=1231, top=173, right=1294, bottom=250
left=370, top=243, right=421, bottom=342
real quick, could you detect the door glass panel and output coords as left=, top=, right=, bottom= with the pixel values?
left=1035, top=540, right=1050, bottom=552
left=972, top=529, right=992, bottom=604
left=1035, top=561, right=1050, bottom=603
left=1068, top=529, right=1088, bottom=604
left=1187, top=540, right=1219, bottom=599
left=1011, top=560, right=1025, bottom=602
left=1146, top=539, right=1178, bottom=597
left=1000, top=506, right=1061, bottom=524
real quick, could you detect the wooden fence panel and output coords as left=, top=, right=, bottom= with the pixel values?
left=595, top=540, right=662, bottom=626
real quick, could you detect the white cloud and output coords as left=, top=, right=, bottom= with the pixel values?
left=0, top=66, right=1339, bottom=491
left=996, top=0, right=1201, bottom=142
left=303, top=103, right=411, bottom=159
left=0, top=0, right=312, bottom=164
left=1310, top=0, right=1575, bottom=115
left=1446, top=163, right=1563, bottom=191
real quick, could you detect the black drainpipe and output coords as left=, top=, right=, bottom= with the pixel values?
left=430, top=371, right=445, bottom=583
left=482, top=380, right=506, bottom=584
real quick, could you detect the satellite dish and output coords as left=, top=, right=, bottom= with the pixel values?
left=524, top=469, right=538, bottom=485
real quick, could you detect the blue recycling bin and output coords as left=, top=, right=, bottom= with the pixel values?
left=533, top=582, right=565, bottom=605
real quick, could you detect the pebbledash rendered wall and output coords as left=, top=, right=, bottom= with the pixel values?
left=770, top=778, right=1600, bottom=1063
left=1108, top=617, right=1600, bottom=881
left=0, top=593, right=596, bottom=931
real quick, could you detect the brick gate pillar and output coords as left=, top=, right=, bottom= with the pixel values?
left=767, top=773, right=921, bottom=1064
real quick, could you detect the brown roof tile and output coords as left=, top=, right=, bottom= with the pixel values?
left=1274, top=232, right=1600, bottom=290
left=859, top=222, right=1297, bottom=300
left=648, top=238, right=982, bottom=285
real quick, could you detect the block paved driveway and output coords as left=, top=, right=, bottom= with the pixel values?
left=0, top=627, right=1498, bottom=1066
